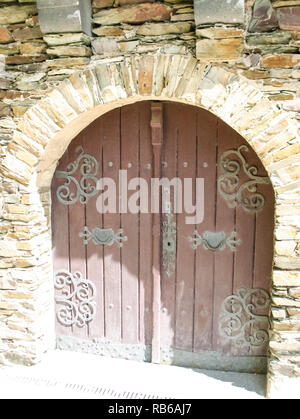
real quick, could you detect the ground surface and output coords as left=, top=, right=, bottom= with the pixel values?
left=0, top=350, right=266, bottom=399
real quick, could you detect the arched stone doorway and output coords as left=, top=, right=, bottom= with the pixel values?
left=0, top=54, right=299, bottom=397
left=51, top=101, right=274, bottom=373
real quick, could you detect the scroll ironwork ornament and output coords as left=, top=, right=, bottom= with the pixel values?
left=79, top=227, right=128, bottom=248
left=189, top=231, right=241, bottom=252
left=219, top=288, right=270, bottom=350
left=218, top=145, right=270, bottom=213
left=54, top=270, right=96, bottom=328
left=56, top=146, right=99, bottom=205
left=162, top=207, right=177, bottom=278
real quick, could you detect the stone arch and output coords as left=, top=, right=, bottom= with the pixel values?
left=0, top=53, right=299, bottom=394
left=2, top=54, right=298, bottom=191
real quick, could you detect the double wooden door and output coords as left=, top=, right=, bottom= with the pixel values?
left=52, top=101, right=274, bottom=373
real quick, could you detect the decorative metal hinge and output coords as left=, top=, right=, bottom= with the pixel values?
left=56, top=146, right=99, bottom=205
left=189, top=231, right=241, bottom=252
left=218, top=145, right=270, bottom=213
left=54, top=270, right=96, bottom=328
left=79, top=227, right=128, bottom=248
left=219, top=288, right=270, bottom=350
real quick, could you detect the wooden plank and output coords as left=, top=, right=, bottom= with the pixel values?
left=102, top=109, right=122, bottom=342
left=212, top=119, right=238, bottom=354
left=67, top=133, right=89, bottom=340
left=231, top=137, right=257, bottom=357
left=138, top=101, right=153, bottom=346
left=83, top=118, right=105, bottom=340
left=193, top=108, right=218, bottom=352
left=160, top=102, right=178, bottom=350
left=151, top=101, right=163, bottom=364
left=252, top=154, right=275, bottom=357
left=51, top=148, right=71, bottom=338
left=174, top=104, right=197, bottom=352
left=120, top=103, right=140, bottom=344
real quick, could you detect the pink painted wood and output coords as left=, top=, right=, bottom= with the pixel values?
left=52, top=101, right=274, bottom=366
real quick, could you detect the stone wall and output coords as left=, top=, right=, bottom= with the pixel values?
left=0, top=0, right=299, bottom=398
left=196, top=0, right=300, bottom=105
left=0, top=0, right=299, bottom=128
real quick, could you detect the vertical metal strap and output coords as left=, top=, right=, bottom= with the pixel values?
left=151, top=102, right=163, bottom=364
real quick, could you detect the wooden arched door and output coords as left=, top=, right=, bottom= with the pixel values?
left=52, top=101, right=274, bottom=373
